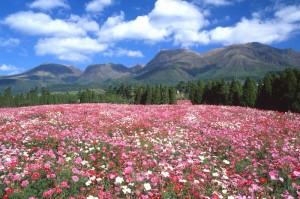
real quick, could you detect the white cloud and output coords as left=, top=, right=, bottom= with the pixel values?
left=29, top=0, right=69, bottom=10
left=116, top=49, right=143, bottom=58
left=99, top=12, right=168, bottom=43
left=97, top=1, right=300, bottom=47
left=275, top=5, right=300, bottom=23
left=69, top=15, right=100, bottom=33
left=0, top=64, right=22, bottom=75
left=35, top=37, right=107, bottom=62
left=193, top=0, right=231, bottom=6
left=85, top=0, right=113, bottom=13
left=0, top=38, right=20, bottom=47
left=3, top=11, right=85, bottom=37
left=208, top=5, right=300, bottom=45
left=98, top=0, right=209, bottom=47
left=2, top=11, right=100, bottom=38
left=104, top=48, right=144, bottom=57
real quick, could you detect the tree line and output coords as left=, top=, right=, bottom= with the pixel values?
left=0, top=87, right=128, bottom=108
left=107, top=84, right=177, bottom=105
left=183, top=68, right=299, bottom=113
left=0, top=68, right=299, bottom=112
left=0, top=84, right=177, bottom=108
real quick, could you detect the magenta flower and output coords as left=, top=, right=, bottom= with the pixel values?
left=21, top=180, right=29, bottom=187
left=74, top=157, right=82, bottom=164
left=72, top=176, right=79, bottom=182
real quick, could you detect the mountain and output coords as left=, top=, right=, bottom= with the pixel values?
left=136, top=42, right=300, bottom=83
left=0, top=63, right=83, bottom=93
left=0, top=42, right=300, bottom=93
left=78, top=63, right=131, bottom=84
left=199, top=42, right=300, bottom=80
left=128, top=64, right=145, bottom=73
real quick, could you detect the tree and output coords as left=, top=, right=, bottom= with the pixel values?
left=134, top=86, right=143, bottom=104
left=218, top=80, right=229, bottom=105
left=41, top=87, right=51, bottom=104
left=161, top=85, right=169, bottom=104
left=228, top=80, right=243, bottom=106
left=256, top=73, right=276, bottom=110
left=26, top=87, right=39, bottom=106
left=275, top=68, right=298, bottom=112
left=2, top=87, right=14, bottom=107
left=145, top=85, right=153, bottom=105
left=189, top=83, right=197, bottom=104
left=169, top=86, right=177, bottom=104
left=242, top=77, right=257, bottom=107
left=202, top=82, right=213, bottom=104
left=153, top=85, right=161, bottom=104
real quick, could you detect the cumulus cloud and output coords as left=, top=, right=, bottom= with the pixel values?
left=35, top=37, right=107, bottom=62
left=2, top=11, right=86, bottom=37
left=98, top=1, right=300, bottom=47
left=29, top=0, right=69, bottom=10
left=0, top=64, right=22, bottom=75
left=208, top=5, right=300, bottom=45
left=0, top=38, right=20, bottom=47
left=116, top=49, right=144, bottom=57
left=85, top=0, right=113, bottom=13
left=98, top=12, right=168, bottom=43
left=98, top=0, right=209, bottom=47
left=193, top=0, right=231, bottom=6
left=2, top=11, right=101, bottom=37
left=104, top=48, right=144, bottom=57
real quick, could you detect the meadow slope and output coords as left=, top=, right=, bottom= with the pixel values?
left=0, top=102, right=299, bottom=198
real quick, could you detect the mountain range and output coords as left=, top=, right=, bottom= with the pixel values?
left=1, top=42, right=300, bottom=93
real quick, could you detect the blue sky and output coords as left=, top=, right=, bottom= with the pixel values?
left=0, top=0, right=300, bottom=75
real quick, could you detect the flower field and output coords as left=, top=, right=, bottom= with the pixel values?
left=0, top=102, right=300, bottom=198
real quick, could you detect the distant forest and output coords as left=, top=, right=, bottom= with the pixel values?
left=0, top=68, right=299, bottom=113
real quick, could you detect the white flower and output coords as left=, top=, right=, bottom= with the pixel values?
left=161, top=171, right=169, bottom=178
left=144, top=183, right=151, bottom=191
left=194, top=180, right=200, bottom=184
left=199, top=155, right=205, bottom=161
left=121, top=185, right=132, bottom=194
left=81, top=160, right=88, bottom=165
left=212, top=172, right=219, bottom=177
left=90, top=176, right=96, bottom=181
left=86, top=195, right=98, bottom=199
left=146, top=170, right=152, bottom=175
left=223, top=159, right=230, bottom=164
left=96, top=178, right=102, bottom=182
left=203, top=169, right=210, bottom=173
left=85, top=180, right=92, bottom=186
left=66, top=157, right=72, bottom=162
left=115, top=176, right=124, bottom=184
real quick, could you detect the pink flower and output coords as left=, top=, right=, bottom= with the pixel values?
left=89, top=154, right=96, bottom=161
left=72, top=176, right=79, bottom=182
left=21, top=180, right=29, bottom=187
left=61, top=181, right=69, bottom=187
left=150, top=177, right=158, bottom=186
left=124, top=167, right=133, bottom=174
left=44, top=163, right=51, bottom=169
left=269, top=170, right=278, bottom=181
left=75, top=157, right=82, bottom=164
left=72, top=167, right=79, bottom=174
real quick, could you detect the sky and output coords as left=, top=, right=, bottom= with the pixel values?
left=0, top=0, right=300, bottom=75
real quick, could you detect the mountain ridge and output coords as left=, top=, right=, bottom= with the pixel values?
left=1, top=42, right=300, bottom=92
